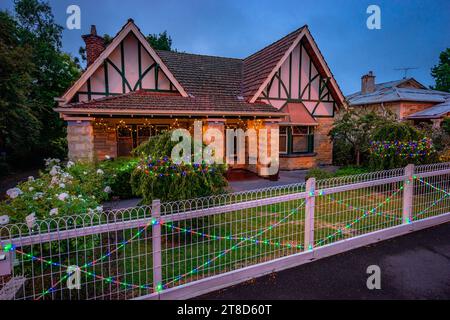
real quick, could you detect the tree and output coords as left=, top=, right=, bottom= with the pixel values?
left=329, top=109, right=390, bottom=166
left=146, top=31, right=173, bottom=51
left=431, top=48, right=450, bottom=92
left=0, top=0, right=81, bottom=170
left=0, top=11, right=40, bottom=165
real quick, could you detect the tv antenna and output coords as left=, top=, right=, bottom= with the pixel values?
left=394, top=67, right=418, bottom=79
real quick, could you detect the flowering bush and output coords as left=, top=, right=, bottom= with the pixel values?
left=0, top=159, right=112, bottom=224
left=369, top=138, right=438, bottom=169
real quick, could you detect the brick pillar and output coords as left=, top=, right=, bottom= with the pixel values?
left=67, top=120, right=94, bottom=162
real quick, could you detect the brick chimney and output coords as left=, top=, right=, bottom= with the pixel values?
left=82, top=25, right=105, bottom=67
left=361, top=71, right=376, bottom=94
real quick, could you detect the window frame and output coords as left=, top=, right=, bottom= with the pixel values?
left=279, top=125, right=315, bottom=155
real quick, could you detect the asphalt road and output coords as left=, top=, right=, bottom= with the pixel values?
left=197, top=222, right=450, bottom=300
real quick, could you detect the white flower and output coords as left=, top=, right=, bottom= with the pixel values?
left=28, top=176, right=34, bottom=182
left=0, top=215, right=10, bottom=225
left=51, top=176, right=59, bottom=185
left=96, top=169, right=104, bottom=175
left=33, top=192, right=44, bottom=200
left=59, top=183, right=66, bottom=189
left=49, top=208, right=59, bottom=216
left=57, top=193, right=69, bottom=201
left=83, top=171, right=87, bottom=175
left=50, top=165, right=60, bottom=176
left=66, top=161, right=75, bottom=168
left=103, top=186, right=112, bottom=194
left=28, top=187, right=34, bottom=192
left=6, top=188, right=22, bottom=199
left=26, top=213, right=36, bottom=228
left=96, top=206, right=103, bottom=213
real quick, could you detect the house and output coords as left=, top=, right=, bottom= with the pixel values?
left=55, top=19, right=345, bottom=174
left=347, top=71, right=450, bottom=128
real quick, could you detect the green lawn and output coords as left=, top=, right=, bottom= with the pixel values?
left=11, top=177, right=450, bottom=299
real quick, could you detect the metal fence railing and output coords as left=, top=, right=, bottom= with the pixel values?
left=1, top=162, right=449, bottom=300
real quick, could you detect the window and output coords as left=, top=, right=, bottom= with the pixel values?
left=154, top=125, right=169, bottom=135
left=292, top=126, right=309, bottom=153
left=279, top=126, right=314, bottom=154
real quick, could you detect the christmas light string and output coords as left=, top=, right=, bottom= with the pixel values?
left=412, top=177, right=450, bottom=219
left=3, top=177, right=448, bottom=298
left=162, top=200, right=307, bottom=289
left=314, top=184, right=405, bottom=247
left=369, top=138, right=435, bottom=158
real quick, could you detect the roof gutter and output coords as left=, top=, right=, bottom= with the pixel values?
left=54, top=107, right=287, bottom=118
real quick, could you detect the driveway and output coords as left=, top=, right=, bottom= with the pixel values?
left=197, top=222, right=450, bottom=300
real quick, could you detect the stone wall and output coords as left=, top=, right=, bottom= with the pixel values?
left=67, top=120, right=94, bottom=162
left=314, top=117, right=333, bottom=165
left=400, top=102, right=436, bottom=119
left=279, top=155, right=316, bottom=170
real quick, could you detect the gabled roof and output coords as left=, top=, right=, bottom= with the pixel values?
left=55, top=90, right=284, bottom=117
left=242, top=26, right=345, bottom=105
left=407, top=98, right=450, bottom=119
left=243, top=26, right=305, bottom=100
left=347, top=86, right=450, bottom=106
left=59, top=19, right=188, bottom=104
left=345, top=77, right=449, bottom=106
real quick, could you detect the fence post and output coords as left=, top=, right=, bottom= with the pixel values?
left=402, top=164, right=414, bottom=224
left=305, top=177, right=316, bottom=250
left=152, top=199, right=162, bottom=293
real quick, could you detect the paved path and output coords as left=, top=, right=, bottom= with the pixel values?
left=197, top=222, right=450, bottom=300
left=227, top=167, right=338, bottom=192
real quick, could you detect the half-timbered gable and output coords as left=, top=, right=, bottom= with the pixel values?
left=259, top=40, right=336, bottom=117
left=60, top=19, right=187, bottom=105
left=75, top=33, right=178, bottom=103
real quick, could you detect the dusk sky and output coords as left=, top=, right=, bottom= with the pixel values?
left=1, top=0, right=449, bottom=94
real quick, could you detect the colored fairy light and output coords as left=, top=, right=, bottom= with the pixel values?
left=10, top=177, right=449, bottom=300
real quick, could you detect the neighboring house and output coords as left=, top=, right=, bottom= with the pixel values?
left=347, top=71, right=450, bottom=128
left=55, top=19, right=344, bottom=174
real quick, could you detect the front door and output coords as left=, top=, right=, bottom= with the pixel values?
left=117, top=126, right=133, bottom=157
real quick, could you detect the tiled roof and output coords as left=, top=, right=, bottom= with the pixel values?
left=407, top=98, right=450, bottom=119
left=59, top=90, right=282, bottom=115
left=347, top=78, right=450, bottom=106
left=156, top=50, right=243, bottom=97
left=242, top=26, right=306, bottom=100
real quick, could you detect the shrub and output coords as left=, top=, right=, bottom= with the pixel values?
left=131, top=157, right=228, bottom=203
left=0, top=159, right=112, bottom=224
left=368, top=122, right=438, bottom=170
left=334, top=166, right=371, bottom=176
left=439, top=147, right=450, bottom=162
left=99, top=158, right=138, bottom=199
left=130, top=131, right=228, bottom=203
left=305, top=168, right=334, bottom=180
left=131, top=131, right=176, bottom=158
